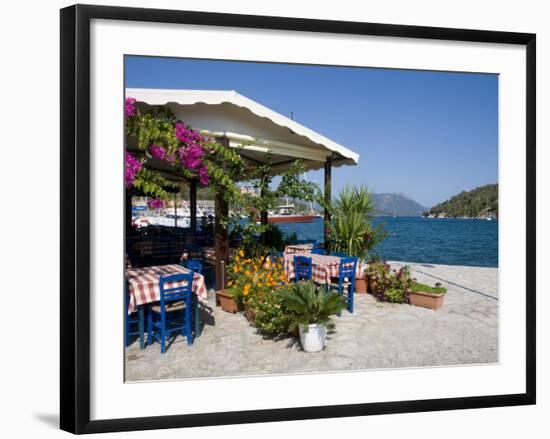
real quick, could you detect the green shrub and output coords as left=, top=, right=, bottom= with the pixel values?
left=410, top=282, right=447, bottom=295
left=367, top=262, right=412, bottom=303
left=279, top=281, right=345, bottom=331
left=248, top=288, right=292, bottom=334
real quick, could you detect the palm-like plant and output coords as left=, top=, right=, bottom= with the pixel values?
left=279, top=281, right=345, bottom=331
left=329, top=185, right=386, bottom=258
left=332, top=185, right=376, bottom=217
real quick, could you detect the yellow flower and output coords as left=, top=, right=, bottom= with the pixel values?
left=233, top=266, right=239, bottom=273
left=239, top=249, right=244, bottom=257
left=245, top=270, right=251, bottom=277
left=243, top=284, right=251, bottom=296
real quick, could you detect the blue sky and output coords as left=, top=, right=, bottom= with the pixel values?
left=125, top=56, right=498, bottom=208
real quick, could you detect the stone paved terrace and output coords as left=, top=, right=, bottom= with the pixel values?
left=125, top=261, right=498, bottom=381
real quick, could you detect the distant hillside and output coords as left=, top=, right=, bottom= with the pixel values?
left=373, top=193, right=428, bottom=216
left=426, top=184, right=498, bottom=219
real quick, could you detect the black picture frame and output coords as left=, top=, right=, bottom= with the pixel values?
left=60, top=4, right=536, bottom=434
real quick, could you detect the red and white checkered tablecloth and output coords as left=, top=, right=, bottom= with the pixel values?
left=126, top=264, right=208, bottom=314
left=283, top=252, right=364, bottom=284
left=284, top=244, right=314, bottom=254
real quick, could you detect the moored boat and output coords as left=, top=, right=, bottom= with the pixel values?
left=267, top=204, right=316, bottom=224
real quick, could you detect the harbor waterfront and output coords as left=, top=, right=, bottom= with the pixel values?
left=126, top=260, right=498, bottom=381
left=122, top=66, right=500, bottom=382
left=275, top=216, right=499, bottom=268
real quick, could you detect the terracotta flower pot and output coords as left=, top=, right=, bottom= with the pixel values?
left=368, top=278, right=378, bottom=295
left=355, top=276, right=367, bottom=294
left=408, top=290, right=445, bottom=310
left=215, top=290, right=243, bottom=313
left=244, top=303, right=256, bottom=324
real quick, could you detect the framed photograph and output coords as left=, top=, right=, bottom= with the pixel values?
left=60, top=4, right=536, bottom=434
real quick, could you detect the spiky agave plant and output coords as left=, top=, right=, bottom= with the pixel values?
left=279, top=281, right=345, bottom=331
left=329, top=185, right=387, bottom=258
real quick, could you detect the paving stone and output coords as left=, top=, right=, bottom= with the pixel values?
left=126, top=262, right=498, bottom=381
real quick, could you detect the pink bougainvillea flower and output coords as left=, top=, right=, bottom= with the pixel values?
left=148, top=144, right=166, bottom=160
left=198, top=165, right=210, bottom=186
left=178, top=143, right=205, bottom=170
left=175, top=122, right=205, bottom=145
left=124, top=152, right=142, bottom=187
left=147, top=198, right=165, bottom=210
left=125, top=97, right=137, bottom=118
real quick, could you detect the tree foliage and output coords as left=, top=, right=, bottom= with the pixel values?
left=125, top=99, right=321, bottom=231
left=427, top=184, right=498, bottom=218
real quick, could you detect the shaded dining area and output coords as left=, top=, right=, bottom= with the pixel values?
left=124, top=88, right=360, bottom=354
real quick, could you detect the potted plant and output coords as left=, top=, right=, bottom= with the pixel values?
left=279, top=281, right=345, bottom=352
left=366, top=262, right=413, bottom=304
left=408, top=282, right=447, bottom=310
left=215, top=288, right=244, bottom=313
left=225, top=249, right=289, bottom=319
left=244, top=303, right=256, bottom=324
left=355, top=276, right=368, bottom=294
left=325, top=186, right=388, bottom=290
left=365, top=261, right=389, bottom=296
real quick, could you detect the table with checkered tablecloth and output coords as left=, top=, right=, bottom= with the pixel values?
left=126, top=264, right=208, bottom=314
left=283, top=252, right=364, bottom=284
left=283, top=244, right=314, bottom=254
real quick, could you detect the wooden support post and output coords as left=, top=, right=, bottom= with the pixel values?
left=214, top=137, right=230, bottom=291
left=190, top=180, right=197, bottom=233
left=324, top=157, right=332, bottom=250
left=260, top=173, right=268, bottom=246
left=125, top=190, right=132, bottom=235
left=174, top=192, right=178, bottom=228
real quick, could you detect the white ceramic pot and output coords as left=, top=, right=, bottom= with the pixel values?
left=299, top=324, right=327, bottom=352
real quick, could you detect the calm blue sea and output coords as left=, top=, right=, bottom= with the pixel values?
left=275, top=216, right=498, bottom=268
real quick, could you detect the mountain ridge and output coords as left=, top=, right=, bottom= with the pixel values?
left=425, top=184, right=498, bottom=219
left=373, top=193, right=428, bottom=217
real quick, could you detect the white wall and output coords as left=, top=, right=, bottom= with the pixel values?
left=0, top=0, right=546, bottom=437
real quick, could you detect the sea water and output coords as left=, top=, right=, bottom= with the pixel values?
left=275, top=216, right=498, bottom=268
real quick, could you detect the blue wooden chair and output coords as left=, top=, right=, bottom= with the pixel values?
left=125, top=282, right=145, bottom=349
left=183, top=259, right=205, bottom=337
left=268, top=250, right=283, bottom=265
left=331, top=251, right=348, bottom=258
left=185, top=259, right=203, bottom=274
left=329, top=256, right=358, bottom=314
left=311, top=248, right=326, bottom=255
left=294, top=255, right=313, bottom=282
left=147, top=272, right=194, bottom=353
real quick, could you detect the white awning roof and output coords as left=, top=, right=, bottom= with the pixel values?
left=126, top=88, right=360, bottom=174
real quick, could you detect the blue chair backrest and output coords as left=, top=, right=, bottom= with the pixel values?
left=296, top=239, right=316, bottom=245
left=294, top=255, right=312, bottom=281
left=339, top=256, right=358, bottom=282
left=159, top=272, right=194, bottom=306
left=332, top=251, right=349, bottom=258
left=269, top=249, right=282, bottom=259
left=311, top=248, right=326, bottom=255
left=186, top=259, right=203, bottom=274
left=125, top=281, right=131, bottom=314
